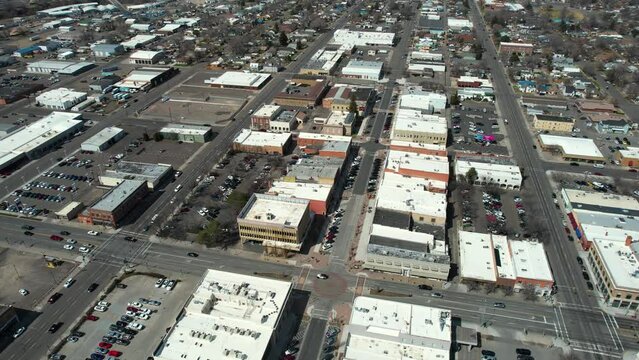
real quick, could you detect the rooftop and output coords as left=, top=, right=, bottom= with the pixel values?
left=510, top=241, right=554, bottom=283
left=535, top=114, right=574, bottom=123
left=91, top=180, right=145, bottom=212
left=238, top=193, right=309, bottom=228
left=233, top=129, right=291, bottom=147
left=592, top=239, right=639, bottom=291
left=376, top=183, right=447, bottom=219
left=399, top=91, right=447, bottom=112
left=285, top=157, right=342, bottom=182
left=538, top=134, right=604, bottom=159
left=386, top=150, right=448, bottom=177
left=209, top=71, right=271, bottom=88
left=298, top=132, right=352, bottom=144
left=458, top=231, right=497, bottom=282
left=276, top=80, right=327, bottom=100
left=160, top=123, right=210, bottom=136
left=36, top=88, right=86, bottom=104
left=619, top=147, right=639, bottom=159
left=155, top=269, right=291, bottom=360
left=252, top=104, right=282, bottom=118
left=455, top=157, right=521, bottom=178
left=345, top=296, right=451, bottom=360
left=332, top=29, right=395, bottom=46
left=130, top=50, right=163, bottom=60
left=268, top=181, right=332, bottom=202
left=492, top=235, right=515, bottom=280
left=563, top=189, right=639, bottom=216
left=392, top=109, right=447, bottom=136
left=82, top=127, right=124, bottom=148
left=368, top=224, right=448, bottom=263
left=109, top=161, right=172, bottom=179
left=381, top=171, right=447, bottom=192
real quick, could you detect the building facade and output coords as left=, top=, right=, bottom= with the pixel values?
left=79, top=180, right=148, bottom=228
left=532, top=114, right=574, bottom=132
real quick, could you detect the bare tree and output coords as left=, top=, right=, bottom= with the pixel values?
left=522, top=284, right=537, bottom=301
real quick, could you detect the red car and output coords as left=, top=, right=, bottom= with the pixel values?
left=107, top=350, right=122, bottom=357
left=50, top=235, right=63, bottom=241
left=98, top=342, right=112, bottom=349
left=126, top=306, right=138, bottom=312
left=85, top=315, right=99, bottom=321
left=630, top=169, right=637, bottom=173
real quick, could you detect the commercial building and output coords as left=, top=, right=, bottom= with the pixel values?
left=332, top=29, right=395, bottom=47
left=159, top=124, right=212, bottom=143
left=115, top=67, right=179, bottom=92
left=455, top=156, right=522, bottom=189
left=251, top=104, right=283, bottom=131
left=616, top=147, right=639, bottom=168
left=319, top=111, right=356, bottom=136
left=268, top=181, right=333, bottom=215
left=129, top=50, right=165, bottom=65
left=322, top=85, right=375, bottom=116
left=458, top=231, right=554, bottom=295
left=385, top=150, right=449, bottom=183
left=157, top=23, right=184, bottom=33
left=595, top=119, right=631, bottom=134
left=498, top=42, right=534, bottom=55
left=36, top=88, right=87, bottom=110
left=538, top=134, right=605, bottom=163
left=297, top=132, right=351, bottom=158
left=91, top=44, right=124, bottom=58
left=155, top=269, right=293, bottom=360
left=54, top=201, right=85, bottom=220
left=269, top=110, right=301, bottom=133
left=341, top=60, right=383, bottom=81
left=237, top=194, right=312, bottom=256
left=364, top=224, right=450, bottom=279
left=391, top=109, right=447, bottom=145
left=300, top=48, right=342, bottom=75
left=281, top=157, right=343, bottom=185
left=81, top=127, right=125, bottom=153
left=376, top=181, right=447, bottom=226
left=0, top=112, right=83, bottom=171
left=587, top=237, right=639, bottom=313
left=0, top=83, right=45, bottom=105
left=100, top=161, right=172, bottom=190
left=26, top=60, right=95, bottom=75
left=457, top=76, right=493, bottom=89
left=532, top=114, right=575, bottom=132
left=273, top=80, right=329, bottom=108
left=576, top=100, right=616, bottom=113
left=399, top=91, right=446, bottom=113
left=206, top=71, right=271, bottom=90
left=344, top=297, right=451, bottom=360
left=89, top=75, right=121, bottom=92
left=120, top=34, right=157, bottom=49
left=389, top=140, right=447, bottom=157
left=233, top=129, right=292, bottom=155
left=79, top=180, right=148, bottom=228
left=447, top=18, right=473, bottom=31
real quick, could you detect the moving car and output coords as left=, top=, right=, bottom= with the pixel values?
left=316, top=273, right=329, bottom=280
left=87, top=230, right=100, bottom=236
left=63, top=278, right=75, bottom=288
left=187, top=252, right=199, bottom=257
left=48, top=322, right=62, bottom=333
left=417, top=284, right=433, bottom=290
left=493, top=302, right=506, bottom=308
left=13, top=327, right=25, bottom=338
left=48, top=292, right=62, bottom=304
left=87, top=283, right=99, bottom=292
left=19, top=288, right=29, bottom=296
left=430, top=292, right=443, bottom=298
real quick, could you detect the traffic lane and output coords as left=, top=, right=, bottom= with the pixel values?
left=297, top=317, right=328, bottom=360
left=542, top=161, right=639, bottom=181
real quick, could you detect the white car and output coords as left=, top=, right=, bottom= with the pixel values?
left=316, top=273, right=329, bottom=280
left=135, top=313, right=149, bottom=320
left=79, top=247, right=90, bottom=253
left=127, top=322, right=144, bottom=331
left=19, top=288, right=29, bottom=296
left=139, top=307, right=152, bottom=315
left=128, top=302, right=143, bottom=308
left=93, top=305, right=108, bottom=312
left=63, top=244, right=74, bottom=250
left=125, top=311, right=137, bottom=317
left=174, top=184, right=182, bottom=192
left=97, top=301, right=110, bottom=307
left=166, top=280, right=176, bottom=291
left=66, top=238, right=76, bottom=244
left=155, top=278, right=165, bottom=288
left=87, top=230, right=100, bottom=236
left=13, top=327, right=25, bottom=338
left=63, top=278, right=75, bottom=288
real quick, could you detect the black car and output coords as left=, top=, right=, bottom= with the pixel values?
left=21, top=225, right=34, bottom=230
left=60, top=231, right=70, bottom=235
left=570, top=162, right=580, bottom=166
left=418, top=284, right=433, bottom=290
left=24, top=231, right=33, bottom=236
left=124, top=236, right=136, bottom=242
left=48, top=292, right=62, bottom=304
left=187, top=252, right=199, bottom=257
left=586, top=281, right=594, bottom=290
left=123, top=328, right=137, bottom=335
left=87, top=283, right=99, bottom=292
left=48, top=322, right=62, bottom=333
left=516, top=348, right=532, bottom=356
left=116, top=321, right=128, bottom=327
left=116, top=339, right=130, bottom=346
left=576, top=256, right=583, bottom=265
left=109, top=324, right=125, bottom=332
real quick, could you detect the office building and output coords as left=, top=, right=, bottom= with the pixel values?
left=455, top=156, right=522, bottom=189
left=282, top=157, right=343, bottom=185
left=341, top=60, right=383, bottom=81
left=251, top=105, right=283, bottom=131
left=268, top=181, right=333, bottom=215
left=274, top=80, right=329, bottom=108
left=232, top=129, right=292, bottom=155
left=36, top=88, right=87, bottom=110
left=391, top=109, right=447, bottom=145
left=532, top=114, right=575, bottom=132
left=81, top=127, right=125, bottom=153
left=385, top=150, right=449, bottom=183
left=100, top=161, right=172, bottom=190
left=79, top=180, right=148, bottom=228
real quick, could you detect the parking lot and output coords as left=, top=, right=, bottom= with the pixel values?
left=451, top=102, right=509, bottom=156
left=57, top=272, right=197, bottom=360
left=456, top=336, right=565, bottom=360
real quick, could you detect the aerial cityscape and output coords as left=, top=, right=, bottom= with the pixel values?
left=0, top=0, right=638, bottom=359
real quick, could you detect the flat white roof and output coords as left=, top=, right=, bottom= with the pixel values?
left=619, top=146, right=639, bottom=159
left=155, top=269, right=291, bottom=360
left=130, top=50, right=163, bottom=60
left=160, top=123, right=210, bottom=136
left=592, top=239, right=639, bottom=291
left=268, top=181, right=332, bottom=202
left=492, top=234, right=516, bottom=280
left=399, top=92, right=447, bottom=112
left=510, top=241, right=554, bottom=283
left=381, top=171, right=447, bottom=192
left=91, top=179, right=145, bottom=212
left=370, top=224, right=435, bottom=246
left=82, top=126, right=124, bottom=148
left=455, top=158, right=522, bottom=185
left=376, top=182, right=447, bottom=219
left=501, top=42, right=534, bottom=47
left=233, top=129, right=291, bottom=147
left=345, top=296, right=451, bottom=360
left=210, top=71, right=271, bottom=88
left=239, top=193, right=309, bottom=227
left=332, top=29, right=395, bottom=46
left=458, top=76, right=493, bottom=88
left=392, top=108, right=447, bottom=135
left=539, top=134, right=604, bottom=159
left=0, top=112, right=82, bottom=164
left=36, top=88, right=86, bottom=104
left=253, top=104, right=281, bottom=118
left=389, top=140, right=447, bottom=153
left=386, top=150, right=448, bottom=177
left=458, top=231, right=497, bottom=282
left=581, top=224, right=639, bottom=245
left=120, top=34, right=157, bottom=48
left=298, top=132, right=352, bottom=143
left=343, top=59, right=383, bottom=71
left=563, top=189, right=639, bottom=212
left=158, top=23, right=183, bottom=32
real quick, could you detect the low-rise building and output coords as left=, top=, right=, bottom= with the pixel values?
left=281, top=157, right=343, bottom=185
left=89, top=75, right=121, bottom=92
left=115, top=67, right=178, bottom=92
left=99, top=161, right=172, bottom=190
left=376, top=182, right=447, bottom=226
left=159, top=124, right=212, bottom=143
left=498, top=42, right=534, bottom=54
left=341, top=60, right=383, bottom=81
left=129, top=50, right=164, bottom=65
left=319, top=111, right=355, bottom=136
left=297, top=132, right=351, bottom=158
left=237, top=194, right=312, bottom=256
left=36, top=88, right=87, bottom=110
left=538, top=134, right=605, bottom=163
left=332, top=29, right=395, bottom=47
left=268, top=181, right=333, bottom=215
left=0, top=83, right=45, bottom=105
left=120, top=34, right=157, bottom=49
left=273, top=80, right=328, bottom=108
left=79, top=179, right=148, bottom=228
left=399, top=91, right=446, bottom=113
left=322, top=85, right=375, bottom=116
left=390, top=109, right=447, bottom=145
left=576, top=100, right=616, bottom=113
left=344, top=297, right=451, bottom=360
left=458, top=231, right=554, bottom=295
left=364, top=224, right=450, bottom=279
left=154, top=269, right=293, bottom=360
left=448, top=18, right=473, bottom=31
left=595, top=119, right=630, bottom=134
left=385, top=150, right=449, bottom=183
left=270, top=110, right=301, bottom=133
left=389, top=140, right=447, bottom=157
left=251, top=104, right=283, bottom=131
left=300, top=48, right=342, bottom=75
left=91, top=44, right=124, bottom=58
left=26, top=60, right=95, bottom=75
left=81, top=127, right=125, bottom=153
left=532, top=114, right=574, bottom=132
left=616, top=147, right=639, bottom=168
left=232, top=129, right=292, bottom=155
left=206, top=71, right=271, bottom=90
left=455, top=156, right=522, bottom=189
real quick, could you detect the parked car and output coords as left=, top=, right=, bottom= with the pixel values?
left=87, top=230, right=100, bottom=236
left=48, top=322, right=62, bottom=333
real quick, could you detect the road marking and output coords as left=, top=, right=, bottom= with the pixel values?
left=296, top=267, right=310, bottom=290
left=557, top=305, right=570, bottom=339
left=601, top=310, right=617, bottom=350
left=602, top=312, right=624, bottom=351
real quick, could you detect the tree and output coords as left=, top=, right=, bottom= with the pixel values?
left=522, top=284, right=538, bottom=301
left=509, top=52, right=520, bottom=64
left=143, top=132, right=151, bottom=141
left=466, top=167, right=478, bottom=184
left=278, top=31, right=289, bottom=46
left=153, top=132, right=164, bottom=142
left=348, top=95, right=358, bottom=114
left=296, top=39, right=303, bottom=50
left=450, top=91, right=460, bottom=106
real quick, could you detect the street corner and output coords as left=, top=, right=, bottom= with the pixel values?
left=312, top=272, right=348, bottom=299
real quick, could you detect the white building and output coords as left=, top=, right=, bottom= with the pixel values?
left=455, top=157, right=522, bottom=189
left=538, top=134, right=605, bottom=163
left=376, top=181, right=447, bottom=226
left=120, top=34, right=157, bottom=49
left=341, top=60, right=383, bottom=81
left=26, top=60, right=94, bottom=75
left=206, top=71, right=271, bottom=89
left=390, top=109, right=447, bottom=145
left=344, top=297, right=451, bottom=360
left=36, top=88, right=87, bottom=110
left=129, top=50, right=164, bottom=65
left=447, top=18, right=474, bottom=31
left=155, top=269, right=293, bottom=360
left=399, top=91, right=447, bottom=113
left=332, top=29, right=395, bottom=47
left=81, top=127, right=125, bottom=153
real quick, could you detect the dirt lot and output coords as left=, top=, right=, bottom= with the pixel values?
left=57, top=271, right=198, bottom=360
left=0, top=248, right=75, bottom=309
